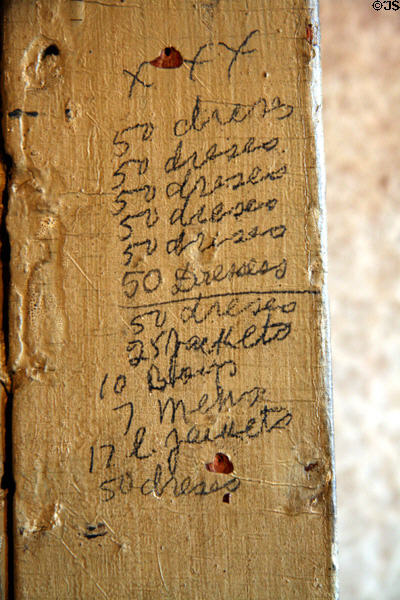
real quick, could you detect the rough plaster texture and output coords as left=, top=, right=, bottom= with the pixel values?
left=320, top=1, right=400, bottom=598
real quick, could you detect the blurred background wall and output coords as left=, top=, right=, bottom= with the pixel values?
left=319, top=1, right=400, bottom=598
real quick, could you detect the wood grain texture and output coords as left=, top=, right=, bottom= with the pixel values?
left=2, top=1, right=336, bottom=598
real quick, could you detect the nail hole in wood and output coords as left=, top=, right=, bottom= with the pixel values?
left=42, top=44, right=60, bottom=59
left=304, top=462, right=318, bottom=472
left=150, top=46, right=183, bottom=69
left=205, top=453, right=234, bottom=475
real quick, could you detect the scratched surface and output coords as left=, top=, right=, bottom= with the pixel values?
left=2, top=1, right=335, bottom=598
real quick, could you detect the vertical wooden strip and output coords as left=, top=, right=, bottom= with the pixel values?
left=0, top=159, right=8, bottom=598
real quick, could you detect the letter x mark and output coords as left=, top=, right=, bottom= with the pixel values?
left=123, top=62, right=153, bottom=97
left=219, top=29, right=260, bottom=80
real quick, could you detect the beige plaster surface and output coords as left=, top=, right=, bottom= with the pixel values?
left=320, top=1, right=400, bottom=598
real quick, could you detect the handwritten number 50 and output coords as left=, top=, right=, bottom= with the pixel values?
left=122, top=268, right=162, bottom=299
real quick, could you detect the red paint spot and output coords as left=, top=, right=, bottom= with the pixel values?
left=223, top=493, right=231, bottom=504
left=306, top=23, right=313, bottom=45
left=150, top=47, right=183, bottom=69
left=205, top=453, right=234, bottom=475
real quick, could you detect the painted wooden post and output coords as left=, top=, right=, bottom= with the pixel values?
left=1, top=1, right=336, bottom=597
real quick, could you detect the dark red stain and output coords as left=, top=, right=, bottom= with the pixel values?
left=304, top=462, right=318, bottom=472
left=205, top=453, right=234, bottom=475
left=150, top=47, right=183, bottom=69
left=306, top=23, right=313, bottom=45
